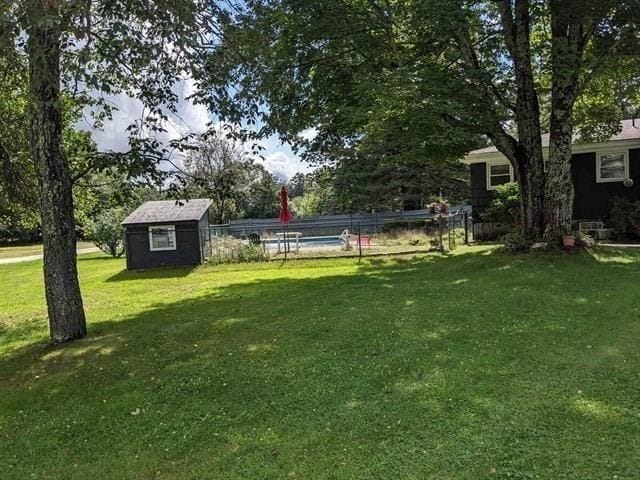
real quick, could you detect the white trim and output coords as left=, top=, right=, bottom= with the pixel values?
left=595, top=149, right=629, bottom=183
left=148, top=225, right=177, bottom=251
left=463, top=138, right=640, bottom=165
left=486, top=161, right=514, bottom=190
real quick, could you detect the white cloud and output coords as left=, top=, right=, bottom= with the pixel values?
left=298, top=127, right=318, bottom=142
left=78, top=77, right=210, bottom=155
left=77, top=78, right=312, bottom=181
left=255, top=150, right=312, bottom=182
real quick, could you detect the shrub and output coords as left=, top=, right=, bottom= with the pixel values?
left=482, top=182, right=520, bottom=225
left=208, top=236, right=270, bottom=264
left=87, top=208, right=125, bottom=257
left=609, top=197, right=640, bottom=239
left=378, top=231, right=430, bottom=246
left=501, top=228, right=531, bottom=253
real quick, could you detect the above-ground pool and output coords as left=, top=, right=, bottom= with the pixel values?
left=262, top=235, right=342, bottom=249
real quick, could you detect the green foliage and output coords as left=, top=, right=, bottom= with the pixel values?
left=0, top=53, right=37, bottom=239
left=73, top=169, right=166, bottom=240
left=501, top=228, right=532, bottom=253
left=609, top=197, right=640, bottom=239
left=482, top=182, right=520, bottom=225
left=197, top=1, right=478, bottom=206
left=287, top=172, right=306, bottom=198
left=288, top=166, right=337, bottom=216
left=208, top=237, right=270, bottom=264
left=243, top=172, right=280, bottom=219
left=200, top=0, right=640, bottom=237
left=0, top=49, right=163, bottom=242
left=183, top=132, right=267, bottom=223
left=333, top=156, right=469, bottom=213
left=2, top=0, right=221, bottom=209
left=290, top=191, right=321, bottom=217
left=87, top=208, right=126, bottom=257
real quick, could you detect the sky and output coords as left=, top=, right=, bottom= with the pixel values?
left=78, top=77, right=313, bottom=182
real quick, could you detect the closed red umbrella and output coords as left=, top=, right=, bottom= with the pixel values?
left=278, top=186, right=292, bottom=259
left=279, top=186, right=291, bottom=225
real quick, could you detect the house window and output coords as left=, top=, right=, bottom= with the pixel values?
left=596, top=152, right=628, bottom=183
left=149, top=225, right=176, bottom=251
left=487, top=163, right=513, bottom=190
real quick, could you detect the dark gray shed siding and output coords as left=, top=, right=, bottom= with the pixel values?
left=124, top=220, right=203, bottom=270
left=469, top=147, right=640, bottom=221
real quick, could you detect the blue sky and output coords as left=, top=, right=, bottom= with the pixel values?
left=79, top=77, right=312, bottom=181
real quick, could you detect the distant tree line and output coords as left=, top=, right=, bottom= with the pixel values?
left=287, top=159, right=468, bottom=218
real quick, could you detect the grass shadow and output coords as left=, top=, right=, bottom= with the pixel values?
left=105, top=264, right=197, bottom=282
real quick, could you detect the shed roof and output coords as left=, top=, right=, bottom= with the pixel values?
left=122, top=199, right=212, bottom=225
left=468, top=118, right=640, bottom=155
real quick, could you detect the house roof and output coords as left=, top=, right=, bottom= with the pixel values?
left=122, top=199, right=212, bottom=225
left=468, top=119, right=640, bottom=156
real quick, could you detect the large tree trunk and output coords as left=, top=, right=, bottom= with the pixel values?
left=27, top=1, right=87, bottom=343
left=544, top=3, right=586, bottom=238
left=545, top=106, right=575, bottom=239
left=496, top=0, right=546, bottom=239
left=514, top=144, right=545, bottom=237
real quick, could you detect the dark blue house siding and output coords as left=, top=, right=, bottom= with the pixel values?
left=572, top=148, right=640, bottom=219
left=470, top=163, right=493, bottom=220
left=470, top=147, right=640, bottom=222
left=124, top=220, right=203, bottom=270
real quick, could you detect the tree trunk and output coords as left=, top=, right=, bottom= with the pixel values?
left=544, top=3, right=585, bottom=238
left=544, top=106, right=575, bottom=239
left=514, top=144, right=545, bottom=237
left=494, top=0, right=546, bottom=239
left=27, top=1, right=87, bottom=343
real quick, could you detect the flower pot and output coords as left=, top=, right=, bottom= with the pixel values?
left=562, top=234, right=576, bottom=248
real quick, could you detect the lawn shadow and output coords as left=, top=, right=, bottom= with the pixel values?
left=77, top=254, right=116, bottom=262
left=105, top=264, right=197, bottom=282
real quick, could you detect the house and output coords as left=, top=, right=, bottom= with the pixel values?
left=463, top=119, right=640, bottom=222
left=121, top=199, right=212, bottom=270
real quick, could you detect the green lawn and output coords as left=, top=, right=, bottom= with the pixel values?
left=1, top=246, right=639, bottom=479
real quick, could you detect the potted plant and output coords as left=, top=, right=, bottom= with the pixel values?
left=562, top=230, right=576, bottom=248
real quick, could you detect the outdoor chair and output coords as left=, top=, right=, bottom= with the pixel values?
left=356, top=235, right=371, bottom=248
left=578, top=221, right=610, bottom=240
left=248, top=233, right=261, bottom=245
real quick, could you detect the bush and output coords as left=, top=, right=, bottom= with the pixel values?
left=482, top=182, right=520, bottom=225
left=609, top=197, right=640, bottom=239
left=382, top=219, right=426, bottom=233
left=377, top=231, right=430, bottom=246
left=87, top=208, right=125, bottom=257
left=208, top=236, right=270, bottom=264
left=501, top=228, right=531, bottom=253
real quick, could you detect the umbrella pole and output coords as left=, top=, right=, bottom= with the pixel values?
left=284, top=225, right=287, bottom=261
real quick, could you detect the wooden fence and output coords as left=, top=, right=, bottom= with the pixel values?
left=220, top=206, right=471, bottom=237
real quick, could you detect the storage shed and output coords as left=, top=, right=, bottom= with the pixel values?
left=122, top=199, right=212, bottom=270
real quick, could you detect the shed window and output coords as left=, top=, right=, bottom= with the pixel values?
left=596, top=152, right=628, bottom=183
left=149, top=225, right=176, bottom=251
left=487, top=163, right=513, bottom=190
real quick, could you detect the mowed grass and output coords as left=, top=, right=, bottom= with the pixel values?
left=1, top=246, right=639, bottom=479
left=0, top=241, right=94, bottom=259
